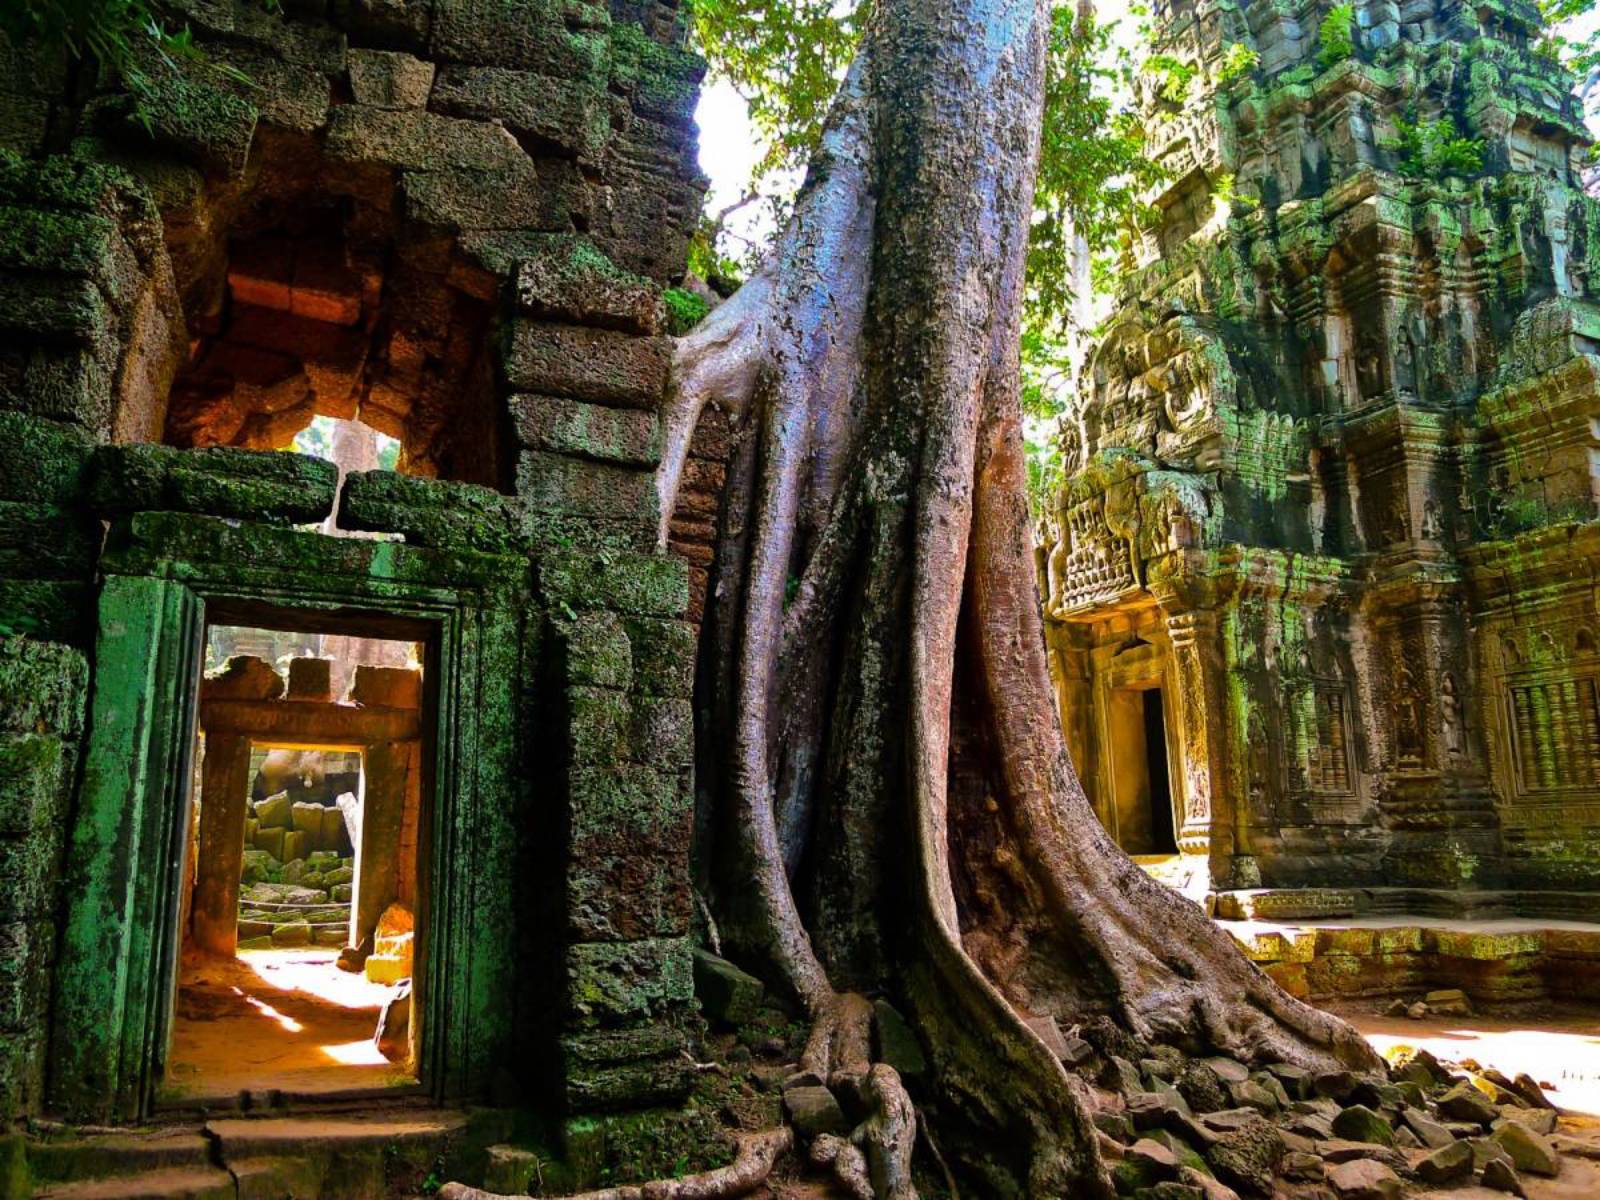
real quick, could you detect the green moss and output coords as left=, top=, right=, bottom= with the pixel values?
left=661, top=286, right=709, bottom=335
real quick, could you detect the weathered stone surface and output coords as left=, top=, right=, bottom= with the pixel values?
left=1482, top=1156, right=1528, bottom=1196
left=504, top=322, right=670, bottom=407
left=1330, top=1105, right=1393, bottom=1147
left=90, top=444, right=338, bottom=525
left=691, top=950, right=763, bottom=1025
left=1416, top=1138, right=1473, bottom=1184
left=1492, top=1122, right=1560, bottom=1176
left=872, top=1000, right=927, bottom=1082
left=432, top=66, right=609, bottom=162
left=348, top=49, right=436, bottom=109
left=1401, top=1107, right=1454, bottom=1150
left=325, top=105, right=525, bottom=171
left=540, top=550, right=688, bottom=618
left=1439, top=1082, right=1501, bottom=1126
left=565, top=937, right=693, bottom=1028
left=514, top=395, right=662, bottom=469
left=783, top=1086, right=847, bottom=1137
left=1327, top=1158, right=1401, bottom=1200
left=1202, top=1110, right=1283, bottom=1196
left=338, top=469, right=522, bottom=553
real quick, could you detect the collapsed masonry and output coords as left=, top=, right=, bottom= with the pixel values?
left=1043, top=0, right=1600, bottom=909
left=0, top=0, right=712, bottom=1174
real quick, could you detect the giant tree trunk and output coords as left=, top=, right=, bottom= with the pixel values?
left=659, top=0, right=1382, bottom=1192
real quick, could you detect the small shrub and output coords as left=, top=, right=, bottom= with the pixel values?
left=1384, top=112, right=1485, bottom=179
left=1318, top=3, right=1358, bottom=69
left=662, top=285, right=711, bottom=335
left=1217, top=42, right=1260, bottom=86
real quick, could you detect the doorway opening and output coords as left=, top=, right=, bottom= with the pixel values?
left=1107, top=684, right=1179, bottom=855
left=165, top=622, right=427, bottom=1102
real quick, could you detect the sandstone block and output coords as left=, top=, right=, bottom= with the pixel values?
left=402, top=159, right=582, bottom=232
left=503, top=322, right=670, bottom=407
left=560, top=612, right=632, bottom=690
left=513, top=395, right=662, bottom=467
left=348, top=49, right=435, bottom=109
left=1327, top=1158, right=1400, bottom=1200
left=691, top=949, right=764, bottom=1025
left=783, top=1086, right=847, bottom=1137
left=432, top=66, right=609, bottom=162
left=517, top=451, right=659, bottom=525
left=540, top=550, right=688, bottom=618
left=1482, top=1156, right=1527, bottom=1195
left=1492, top=1122, right=1559, bottom=1176
left=1416, top=1138, right=1473, bottom=1184
left=287, top=657, right=332, bottom=701
left=350, top=665, right=423, bottom=709
left=325, top=106, right=524, bottom=172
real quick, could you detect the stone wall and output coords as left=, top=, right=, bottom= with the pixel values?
left=0, top=0, right=705, bottom=1126
left=1042, top=0, right=1600, bottom=895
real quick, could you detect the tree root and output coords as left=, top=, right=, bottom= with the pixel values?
left=436, top=1128, right=793, bottom=1200
left=808, top=1064, right=917, bottom=1200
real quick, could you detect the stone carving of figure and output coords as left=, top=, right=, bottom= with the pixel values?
left=1441, top=673, right=1464, bottom=757
left=1394, top=663, right=1425, bottom=765
left=1394, top=327, right=1417, bottom=396
left=1046, top=500, right=1071, bottom=616
left=1059, top=419, right=1083, bottom=475
left=1421, top=497, right=1444, bottom=542
left=1356, top=333, right=1384, bottom=401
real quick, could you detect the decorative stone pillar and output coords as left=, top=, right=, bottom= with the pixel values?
left=1163, top=608, right=1246, bottom=883
left=191, top=731, right=251, bottom=957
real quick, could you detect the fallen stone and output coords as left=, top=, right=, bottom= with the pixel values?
left=1228, top=1079, right=1279, bottom=1115
left=691, top=949, right=765, bottom=1025
left=1316, top=1140, right=1407, bottom=1170
left=1438, top=1082, right=1499, bottom=1125
left=1383, top=998, right=1408, bottom=1018
left=783, top=1086, right=848, bottom=1138
left=1202, top=1057, right=1250, bottom=1085
left=481, top=1144, right=539, bottom=1195
left=1510, top=1072, right=1554, bottom=1110
left=1202, top=1110, right=1283, bottom=1196
left=1465, top=1136, right=1514, bottom=1171
left=1106, top=1055, right=1144, bottom=1095
left=1424, top=988, right=1472, bottom=1015
left=1177, top=1166, right=1240, bottom=1200
left=1313, top=1070, right=1357, bottom=1102
left=1287, top=1112, right=1336, bottom=1141
left=1482, top=1156, right=1528, bottom=1196
left=1330, top=1105, right=1393, bottom=1147
left=1060, top=1035, right=1094, bottom=1066
left=1394, top=1126, right=1419, bottom=1149
left=1496, top=1107, right=1557, bottom=1137
left=1415, top=1138, right=1473, bottom=1184
left=1406, top=1001, right=1428, bottom=1020
left=1178, top=1062, right=1229, bottom=1114
left=1128, top=1089, right=1193, bottom=1132
left=271, top=920, right=310, bottom=947
left=1263, top=1063, right=1308, bottom=1100
left=1327, top=1158, right=1401, bottom=1200
left=1491, top=1122, right=1559, bottom=1177
left=256, top=791, right=292, bottom=829
left=1128, top=1138, right=1181, bottom=1179
left=1282, top=1150, right=1323, bottom=1181
left=1400, top=1107, right=1454, bottom=1150
left=1025, top=1014, right=1070, bottom=1060
left=1551, top=1134, right=1600, bottom=1160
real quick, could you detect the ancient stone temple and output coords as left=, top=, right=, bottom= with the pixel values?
left=1042, top=0, right=1600, bottom=903
left=0, top=0, right=712, bottom=1178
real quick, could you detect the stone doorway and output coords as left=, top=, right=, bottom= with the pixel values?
left=165, top=623, right=425, bottom=1103
left=1107, top=684, right=1179, bottom=855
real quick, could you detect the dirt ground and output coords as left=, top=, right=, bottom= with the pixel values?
left=164, top=948, right=414, bottom=1098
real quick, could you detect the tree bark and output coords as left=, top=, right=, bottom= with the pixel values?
left=659, top=0, right=1384, bottom=1192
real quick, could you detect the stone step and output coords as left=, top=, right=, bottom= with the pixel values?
left=203, top=1110, right=469, bottom=1158
left=34, top=1166, right=235, bottom=1200
left=27, top=1129, right=212, bottom=1184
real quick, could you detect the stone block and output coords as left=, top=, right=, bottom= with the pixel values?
left=621, top=618, right=695, bottom=697
left=325, top=105, right=525, bottom=172
left=347, top=665, right=422, bottom=709
left=0, top=271, right=110, bottom=342
left=332, top=0, right=433, bottom=52
left=89, top=443, right=339, bottom=525
left=429, top=0, right=609, bottom=75
left=565, top=937, right=694, bottom=1028
left=287, top=657, right=333, bottom=701
left=0, top=823, right=62, bottom=922
left=119, top=67, right=258, bottom=176
left=567, top=687, right=631, bottom=765
left=506, top=235, right=663, bottom=333
left=691, top=949, right=764, bottom=1025
left=1492, top=1122, right=1559, bottom=1176
left=630, top=697, right=692, bottom=767
left=567, top=766, right=692, bottom=941
left=0, top=919, right=53, bottom=1030
left=348, top=48, right=436, bottom=108
left=1327, top=1158, right=1401, bottom=1199
left=337, top=469, right=523, bottom=554
left=0, top=502, right=100, bottom=580
left=559, top=612, right=632, bottom=690
left=513, top=395, right=663, bottom=467
left=503, top=322, right=670, bottom=407
left=562, top=1054, right=693, bottom=1111
left=402, top=159, right=583, bottom=232
left=0, top=734, right=67, bottom=837
left=783, top=1086, right=847, bottom=1137
left=432, top=66, right=609, bottom=162
left=0, top=414, right=94, bottom=504
left=202, top=655, right=285, bottom=702
left=540, top=550, right=689, bottom=618
left=517, top=451, right=659, bottom=526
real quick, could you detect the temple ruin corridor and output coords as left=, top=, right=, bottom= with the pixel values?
left=167, top=626, right=425, bottom=1100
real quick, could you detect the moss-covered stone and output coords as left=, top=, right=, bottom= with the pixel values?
left=90, top=443, right=338, bottom=525
left=565, top=937, right=694, bottom=1028
left=540, top=549, right=688, bottom=618
left=557, top=612, right=633, bottom=690
left=338, top=469, right=523, bottom=552
left=0, top=415, right=94, bottom=504
left=513, top=395, right=663, bottom=467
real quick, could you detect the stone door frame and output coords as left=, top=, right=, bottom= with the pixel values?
left=49, top=532, right=522, bottom=1121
